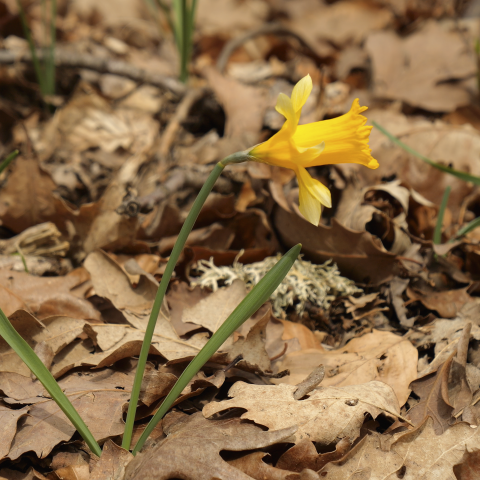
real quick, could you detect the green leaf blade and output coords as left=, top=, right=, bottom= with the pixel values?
left=132, top=243, right=302, bottom=454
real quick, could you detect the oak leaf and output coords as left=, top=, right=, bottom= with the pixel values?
left=273, top=329, right=417, bottom=406
left=124, top=411, right=297, bottom=480
left=319, top=417, right=480, bottom=480
left=203, top=380, right=400, bottom=445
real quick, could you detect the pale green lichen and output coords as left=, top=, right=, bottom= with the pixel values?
left=190, top=254, right=361, bottom=317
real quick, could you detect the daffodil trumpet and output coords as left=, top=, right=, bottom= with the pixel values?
left=247, top=74, right=379, bottom=226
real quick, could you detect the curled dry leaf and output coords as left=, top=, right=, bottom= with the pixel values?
left=366, top=109, right=480, bottom=215
left=407, top=352, right=455, bottom=434
left=4, top=363, right=173, bottom=460
left=90, top=440, right=133, bottom=480
left=406, top=286, right=473, bottom=319
left=203, top=380, right=400, bottom=445
left=318, top=417, right=480, bottom=480
left=124, top=411, right=297, bottom=480
left=274, top=208, right=398, bottom=284
left=84, top=250, right=166, bottom=330
left=228, top=451, right=298, bottom=480
left=273, top=329, right=418, bottom=406
left=276, top=438, right=352, bottom=473
left=0, top=310, right=87, bottom=377
left=51, top=451, right=90, bottom=480
left=226, top=303, right=272, bottom=374
left=176, top=279, right=247, bottom=334
left=0, top=269, right=100, bottom=321
left=0, top=404, right=29, bottom=460
left=0, top=155, right=73, bottom=234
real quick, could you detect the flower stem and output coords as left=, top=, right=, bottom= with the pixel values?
left=122, top=152, right=247, bottom=451
left=132, top=242, right=301, bottom=454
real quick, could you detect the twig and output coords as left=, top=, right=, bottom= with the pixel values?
left=216, top=22, right=321, bottom=74
left=0, top=48, right=186, bottom=97
left=456, top=322, right=472, bottom=367
left=157, top=87, right=206, bottom=165
left=117, top=166, right=234, bottom=216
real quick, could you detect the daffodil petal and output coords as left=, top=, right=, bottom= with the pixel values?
left=275, top=93, right=297, bottom=133
left=296, top=166, right=331, bottom=226
left=293, top=99, right=379, bottom=169
left=291, top=74, right=312, bottom=113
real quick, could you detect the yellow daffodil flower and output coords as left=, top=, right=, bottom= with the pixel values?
left=247, top=74, right=379, bottom=226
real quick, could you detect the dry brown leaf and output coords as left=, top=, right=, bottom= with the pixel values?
left=289, top=0, right=393, bottom=48
left=85, top=322, right=207, bottom=363
left=228, top=451, right=298, bottom=480
left=205, top=68, right=267, bottom=153
left=6, top=368, right=133, bottom=459
left=90, top=440, right=133, bottom=480
left=273, top=329, right=417, bottom=406
left=51, top=451, right=90, bottom=480
left=203, top=380, right=400, bottom=445
left=0, top=404, right=29, bottom=459
left=407, top=352, right=455, bottom=434
left=274, top=208, right=397, bottom=284
left=0, top=286, right=28, bottom=318
left=84, top=250, right=168, bottom=330
left=226, top=305, right=272, bottom=373
left=179, top=280, right=247, bottom=334
left=0, top=155, right=73, bottom=234
left=318, top=417, right=480, bottom=480
left=167, top=282, right=211, bottom=336
left=196, top=0, right=268, bottom=35
left=37, top=87, right=159, bottom=158
left=407, top=287, right=473, bottom=319
left=276, top=438, right=351, bottom=473
left=73, top=182, right=140, bottom=256
left=364, top=109, right=480, bottom=214
left=4, top=362, right=169, bottom=460
left=365, top=20, right=476, bottom=112
left=124, top=411, right=297, bottom=480
left=0, top=310, right=87, bottom=377
left=453, top=448, right=480, bottom=480
left=0, top=270, right=100, bottom=321
left=0, top=467, right=48, bottom=480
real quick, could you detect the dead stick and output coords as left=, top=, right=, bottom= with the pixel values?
left=456, top=322, right=472, bottom=367
left=0, top=49, right=186, bottom=97
left=216, top=23, right=320, bottom=73
left=157, top=87, right=206, bottom=165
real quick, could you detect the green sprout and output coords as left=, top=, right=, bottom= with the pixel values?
left=145, top=0, right=197, bottom=82
left=17, top=0, right=57, bottom=99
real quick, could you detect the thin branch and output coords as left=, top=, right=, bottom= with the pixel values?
left=0, top=48, right=186, bottom=97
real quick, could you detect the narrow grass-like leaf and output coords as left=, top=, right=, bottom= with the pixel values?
left=372, top=122, right=480, bottom=186
left=434, top=186, right=451, bottom=245
left=132, top=243, right=302, bottom=454
left=0, top=150, right=19, bottom=175
left=450, top=216, right=480, bottom=242
left=122, top=152, right=249, bottom=451
left=17, top=0, right=47, bottom=95
left=0, top=308, right=101, bottom=456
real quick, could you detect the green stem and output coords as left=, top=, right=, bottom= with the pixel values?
left=17, top=0, right=47, bottom=96
left=434, top=186, right=451, bottom=245
left=132, top=243, right=301, bottom=454
left=179, top=0, right=188, bottom=83
left=122, top=151, right=248, bottom=451
left=47, top=0, right=57, bottom=96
